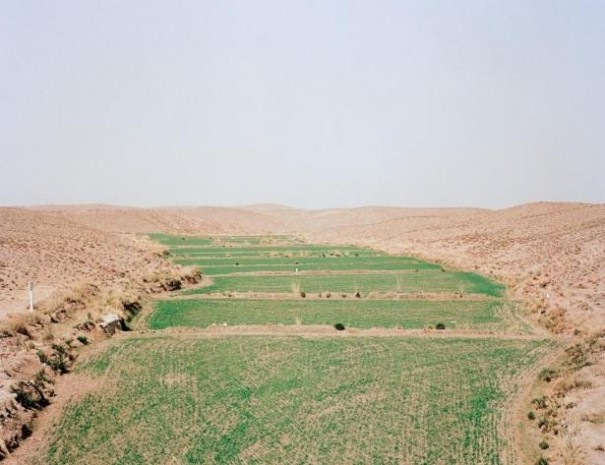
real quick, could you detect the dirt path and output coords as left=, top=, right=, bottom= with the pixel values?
left=133, top=324, right=555, bottom=341
left=165, top=291, right=503, bottom=302
left=502, top=342, right=570, bottom=465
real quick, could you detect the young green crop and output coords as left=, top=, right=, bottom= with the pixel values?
left=148, top=233, right=212, bottom=246
left=149, top=298, right=511, bottom=331
left=175, top=257, right=440, bottom=274
left=39, top=336, right=556, bottom=465
left=186, top=271, right=505, bottom=297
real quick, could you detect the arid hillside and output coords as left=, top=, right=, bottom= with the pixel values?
left=35, top=205, right=294, bottom=234
left=0, top=207, right=181, bottom=317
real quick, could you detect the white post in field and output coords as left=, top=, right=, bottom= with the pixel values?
left=28, top=281, right=34, bottom=312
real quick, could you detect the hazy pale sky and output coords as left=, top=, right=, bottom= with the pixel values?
left=1, top=1, right=604, bottom=209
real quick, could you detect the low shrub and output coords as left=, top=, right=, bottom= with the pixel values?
left=533, top=396, right=548, bottom=409
left=40, top=344, right=71, bottom=374
left=334, top=323, right=345, bottom=331
left=37, top=350, right=49, bottom=364
left=436, top=322, right=446, bottom=330
left=10, top=380, right=49, bottom=410
left=538, top=368, right=559, bottom=382
left=11, top=382, right=38, bottom=409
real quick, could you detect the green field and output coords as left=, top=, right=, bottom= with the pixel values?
left=150, top=298, right=512, bottom=330
left=174, top=256, right=440, bottom=274
left=186, top=271, right=505, bottom=297
left=171, top=246, right=381, bottom=258
left=40, top=336, right=555, bottom=465
left=148, top=233, right=213, bottom=246
left=171, top=256, right=417, bottom=266
left=24, top=234, right=547, bottom=465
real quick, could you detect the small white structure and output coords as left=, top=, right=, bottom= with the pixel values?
left=28, top=281, right=34, bottom=312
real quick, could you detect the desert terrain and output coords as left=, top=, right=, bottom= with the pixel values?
left=0, top=202, right=604, bottom=464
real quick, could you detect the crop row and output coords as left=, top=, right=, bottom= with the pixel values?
left=148, top=298, right=511, bottom=331
left=186, top=271, right=505, bottom=297
left=176, top=258, right=439, bottom=275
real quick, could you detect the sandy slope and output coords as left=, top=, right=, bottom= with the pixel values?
left=35, top=205, right=292, bottom=234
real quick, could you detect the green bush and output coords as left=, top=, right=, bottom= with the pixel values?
left=46, top=344, right=70, bottom=374
left=538, top=368, right=559, bottom=382
left=37, top=350, right=49, bottom=364
left=533, top=396, right=548, bottom=409
left=11, top=382, right=37, bottom=409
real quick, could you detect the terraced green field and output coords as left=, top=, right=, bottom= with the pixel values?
left=26, top=234, right=550, bottom=465
left=186, top=271, right=505, bottom=297
left=150, top=298, right=512, bottom=330
left=40, top=336, right=555, bottom=465
left=148, top=233, right=213, bottom=246
left=172, top=255, right=417, bottom=266
left=175, top=256, right=439, bottom=274
left=171, top=245, right=380, bottom=258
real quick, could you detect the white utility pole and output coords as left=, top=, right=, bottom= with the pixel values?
left=28, top=281, right=34, bottom=312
